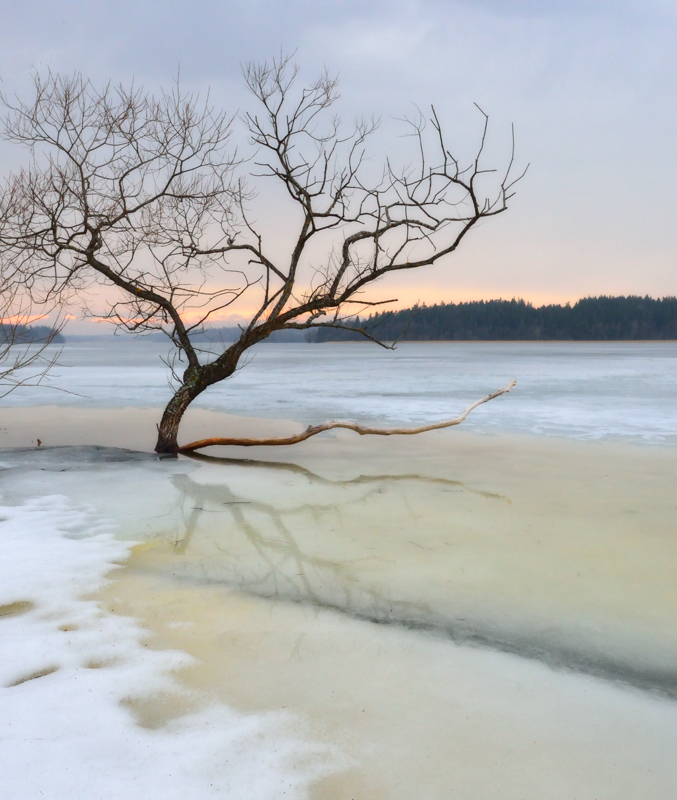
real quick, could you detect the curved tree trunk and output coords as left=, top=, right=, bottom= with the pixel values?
left=155, top=349, right=243, bottom=453
left=154, top=342, right=250, bottom=454
left=155, top=382, right=207, bottom=454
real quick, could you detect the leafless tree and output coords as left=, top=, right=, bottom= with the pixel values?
left=0, top=56, right=525, bottom=453
left=0, top=281, right=63, bottom=399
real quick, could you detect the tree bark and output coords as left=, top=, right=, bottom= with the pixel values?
left=155, top=354, right=242, bottom=453
left=155, top=383, right=206, bottom=453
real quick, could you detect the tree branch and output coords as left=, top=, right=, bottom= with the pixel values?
left=177, top=380, right=516, bottom=452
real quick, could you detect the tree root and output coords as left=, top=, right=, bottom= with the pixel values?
left=177, top=380, right=516, bottom=453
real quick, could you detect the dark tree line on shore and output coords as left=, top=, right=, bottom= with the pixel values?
left=312, top=296, right=677, bottom=342
left=0, top=324, right=65, bottom=344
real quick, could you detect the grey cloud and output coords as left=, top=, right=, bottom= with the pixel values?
left=0, top=0, right=675, bottom=302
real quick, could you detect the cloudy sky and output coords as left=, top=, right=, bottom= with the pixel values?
left=1, top=0, right=675, bottom=316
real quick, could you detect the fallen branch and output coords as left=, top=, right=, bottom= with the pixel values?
left=177, top=380, right=516, bottom=453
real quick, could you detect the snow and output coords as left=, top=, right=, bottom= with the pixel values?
left=0, top=495, right=334, bottom=799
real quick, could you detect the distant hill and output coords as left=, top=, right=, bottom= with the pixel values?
left=312, top=296, right=677, bottom=342
left=0, top=324, right=65, bottom=344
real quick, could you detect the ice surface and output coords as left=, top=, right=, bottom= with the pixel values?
left=112, top=564, right=677, bottom=800
left=0, top=492, right=336, bottom=799
left=5, top=339, right=677, bottom=442
left=2, top=438, right=677, bottom=696
left=3, top=338, right=677, bottom=796
left=2, top=441, right=669, bottom=798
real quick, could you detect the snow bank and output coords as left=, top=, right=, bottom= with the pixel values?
left=0, top=495, right=334, bottom=799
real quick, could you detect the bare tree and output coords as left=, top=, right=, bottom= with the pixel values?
left=0, top=56, right=525, bottom=453
left=0, top=282, right=63, bottom=399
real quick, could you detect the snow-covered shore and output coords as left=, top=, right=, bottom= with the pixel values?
left=0, top=492, right=334, bottom=799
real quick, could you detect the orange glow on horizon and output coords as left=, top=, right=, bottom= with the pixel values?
left=0, top=313, right=49, bottom=325
left=191, top=289, right=608, bottom=326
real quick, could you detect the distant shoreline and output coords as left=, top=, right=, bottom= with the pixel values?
left=50, top=294, right=677, bottom=344
left=61, top=335, right=677, bottom=344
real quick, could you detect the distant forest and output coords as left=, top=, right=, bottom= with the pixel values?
left=50, top=296, right=677, bottom=344
left=312, top=296, right=677, bottom=342
left=0, top=324, right=65, bottom=344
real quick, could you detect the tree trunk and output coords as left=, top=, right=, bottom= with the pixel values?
left=155, top=382, right=205, bottom=454
left=154, top=356, right=240, bottom=453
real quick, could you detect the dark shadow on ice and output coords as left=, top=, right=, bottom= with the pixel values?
left=0, top=445, right=160, bottom=469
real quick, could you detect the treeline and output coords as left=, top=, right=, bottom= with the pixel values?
left=312, top=296, right=677, bottom=342
left=0, top=324, right=65, bottom=344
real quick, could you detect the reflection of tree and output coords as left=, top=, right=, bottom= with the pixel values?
left=156, top=456, right=677, bottom=697
left=166, top=454, right=508, bottom=632
left=184, top=451, right=510, bottom=501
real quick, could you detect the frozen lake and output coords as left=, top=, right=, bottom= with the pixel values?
left=6, top=338, right=677, bottom=442
left=1, top=339, right=677, bottom=798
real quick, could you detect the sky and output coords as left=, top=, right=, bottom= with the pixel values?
left=1, top=0, right=676, bottom=328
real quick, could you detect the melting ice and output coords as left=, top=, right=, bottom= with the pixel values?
left=2, top=341, right=677, bottom=798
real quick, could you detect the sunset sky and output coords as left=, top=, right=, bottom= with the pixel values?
left=1, top=0, right=675, bottom=330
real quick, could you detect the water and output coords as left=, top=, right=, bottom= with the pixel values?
left=7, top=339, right=677, bottom=442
